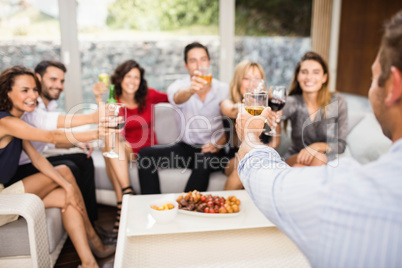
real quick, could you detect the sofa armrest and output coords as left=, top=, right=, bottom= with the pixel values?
left=0, top=193, right=51, bottom=268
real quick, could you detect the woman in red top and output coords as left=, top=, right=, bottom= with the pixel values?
left=94, top=60, right=168, bottom=235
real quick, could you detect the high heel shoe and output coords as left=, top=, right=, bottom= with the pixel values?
left=113, top=201, right=122, bottom=234
left=122, top=185, right=135, bottom=195
left=88, top=240, right=116, bottom=259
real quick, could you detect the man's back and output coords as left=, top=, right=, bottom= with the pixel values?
left=312, top=142, right=402, bottom=267
left=239, top=140, right=402, bottom=267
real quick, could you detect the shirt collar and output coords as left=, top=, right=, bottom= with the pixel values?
left=37, top=96, right=58, bottom=112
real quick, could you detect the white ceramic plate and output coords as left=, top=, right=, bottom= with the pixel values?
left=178, top=207, right=243, bottom=217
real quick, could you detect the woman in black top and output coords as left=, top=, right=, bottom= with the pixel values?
left=0, top=66, right=115, bottom=267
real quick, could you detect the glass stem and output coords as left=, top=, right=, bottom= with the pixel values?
left=111, top=133, right=116, bottom=153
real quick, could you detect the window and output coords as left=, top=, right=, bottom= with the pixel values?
left=76, top=0, right=220, bottom=105
left=0, top=0, right=63, bottom=109
left=234, top=0, right=312, bottom=87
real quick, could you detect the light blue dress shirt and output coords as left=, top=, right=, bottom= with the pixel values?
left=238, top=140, right=402, bottom=268
left=167, top=76, right=229, bottom=145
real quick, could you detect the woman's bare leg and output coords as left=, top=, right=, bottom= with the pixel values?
left=104, top=135, right=133, bottom=191
left=44, top=188, right=98, bottom=268
left=22, top=169, right=98, bottom=267
left=55, top=166, right=115, bottom=252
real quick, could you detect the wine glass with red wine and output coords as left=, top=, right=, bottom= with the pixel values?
left=265, top=86, right=287, bottom=136
left=103, top=103, right=127, bottom=158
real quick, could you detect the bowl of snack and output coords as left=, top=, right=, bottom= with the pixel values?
left=149, top=199, right=178, bottom=224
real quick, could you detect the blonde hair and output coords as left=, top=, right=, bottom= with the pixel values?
left=230, top=60, right=265, bottom=103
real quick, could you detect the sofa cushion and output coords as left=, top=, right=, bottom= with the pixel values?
left=348, top=111, right=368, bottom=134
left=154, top=103, right=181, bottom=145
left=346, top=114, right=392, bottom=164
left=0, top=208, right=64, bottom=257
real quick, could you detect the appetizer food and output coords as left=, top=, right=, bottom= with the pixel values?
left=176, top=190, right=241, bottom=214
left=151, top=203, right=175, bottom=211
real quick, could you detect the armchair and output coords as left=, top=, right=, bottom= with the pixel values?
left=0, top=193, right=67, bottom=268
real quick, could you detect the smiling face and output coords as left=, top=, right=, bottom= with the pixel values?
left=297, top=60, right=328, bottom=95
left=240, top=66, right=263, bottom=96
left=184, top=47, right=210, bottom=76
left=121, top=68, right=141, bottom=95
left=7, top=74, right=39, bottom=116
left=38, top=66, right=65, bottom=102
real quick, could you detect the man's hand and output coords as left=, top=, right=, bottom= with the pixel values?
left=93, top=81, right=107, bottom=96
left=236, top=106, right=271, bottom=159
left=93, top=82, right=107, bottom=104
left=190, top=70, right=210, bottom=94
left=236, top=106, right=271, bottom=142
left=173, top=70, right=211, bottom=104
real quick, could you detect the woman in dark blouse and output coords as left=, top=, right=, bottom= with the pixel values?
left=282, top=51, right=348, bottom=167
left=0, top=66, right=115, bottom=267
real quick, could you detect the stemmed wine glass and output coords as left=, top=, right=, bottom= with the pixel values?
left=265, top=86, right=287, bottom=136
left=103, top=103, right=127, bottom=158
left=244, top=78, right=268, bottom=115
left=244, top=91, right=268, bottom=116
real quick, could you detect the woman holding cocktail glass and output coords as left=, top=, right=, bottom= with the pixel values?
left=282, top=51, right=348, bottom=167
left=93, top=60, right=168, bottom=235
left=220, top=60, right=280, bottom=190
left=0, top=66, right=116, bottom=267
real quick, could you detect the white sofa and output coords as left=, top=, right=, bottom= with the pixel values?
left=0, top=93, right=392, bottom=267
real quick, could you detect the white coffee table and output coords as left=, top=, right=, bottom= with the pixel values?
left=114, top=190, right=310, bottom=268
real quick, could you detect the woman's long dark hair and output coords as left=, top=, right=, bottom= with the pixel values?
left=111, top=60, right=148, bottom=113
left=0, top=65, right=41, bottom=112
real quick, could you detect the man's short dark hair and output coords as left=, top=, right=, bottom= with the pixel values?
left=379, top=10, right=402, bottom=87
left=183, top=42, right=210, bottom=64
left=34, top=60, right=67, bottom=77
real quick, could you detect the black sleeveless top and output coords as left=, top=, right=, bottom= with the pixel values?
left=0, top=111, right=22, bottom=184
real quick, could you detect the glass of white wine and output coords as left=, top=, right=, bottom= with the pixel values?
left=244, top=91, right=268, bottom=116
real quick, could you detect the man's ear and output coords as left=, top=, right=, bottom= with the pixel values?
left=385, top=66, right=402, bottom=106
left=35, top=73, right=42, bottom=82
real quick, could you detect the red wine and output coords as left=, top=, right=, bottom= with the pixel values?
left=268, top=98, right=285, bottom=111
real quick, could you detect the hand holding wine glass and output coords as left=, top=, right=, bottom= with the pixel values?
left=103, top=103, right=127, bottom=158
left=265, top=86, right=287, bottom=136
left=198, top=65, right=213, bottom=84
left=244, top=92, right=268, bottom=116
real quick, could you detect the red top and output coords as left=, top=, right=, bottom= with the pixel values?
left=117, top=88, right=168, bottom=154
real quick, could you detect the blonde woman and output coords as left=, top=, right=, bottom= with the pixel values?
left=282, top=51, right=348, bottom=167
left=220, top=60, right=280, bottom=190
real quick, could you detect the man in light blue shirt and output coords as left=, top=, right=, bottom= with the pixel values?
left=236, top=11, right=402, bottom=268
left=138, top=42, right=230, bottom=194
